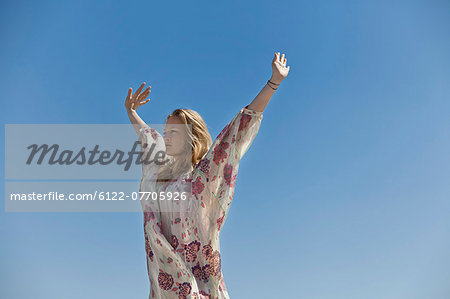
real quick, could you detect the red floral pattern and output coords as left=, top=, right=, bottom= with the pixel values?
left=178, top=282, right=192, bottom=299
left=209, top=251, right=222, bottom=276
left=145, top=233, right=154, bottom=262
left=185, top=240, right=201, bottom=262
left=223, top=163, right=233, bottom=186
left=212, top=141, right=229, bottom=166
left=192, top=261, right=209, bottom=283
left=170, top=235, right=179, bottom=250
left=196, top=158, right=210, bottom=174
left=216, top=214, right=225, bottom=232
left=192, top=176, right=205, bottom=199
left=140, top=106, right=263, bottom=298
left=158, top=270, right=174, bottom=290
left=202, top=243, right=213, bottom=260
left=239, top=113, right=252, bottom=131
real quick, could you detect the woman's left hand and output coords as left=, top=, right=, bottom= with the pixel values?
left=271, top=52, right=290, bottom=84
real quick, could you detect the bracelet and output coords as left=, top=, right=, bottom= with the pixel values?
left=267, top=80, right=279, bottom=90
left=268, top=79, right=280, bottom=86
left=266, top=83, right=277, bottom=90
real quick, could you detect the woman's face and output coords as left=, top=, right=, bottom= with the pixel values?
left=164, top=116, right=189, bottom=157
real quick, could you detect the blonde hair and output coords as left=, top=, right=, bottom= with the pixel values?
left=157, top=108, right=212, bottom=183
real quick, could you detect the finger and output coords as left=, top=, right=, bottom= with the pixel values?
left=278, top=52, right=280, bottom=62
left=137, top=99, right=150, bottom=108
left=127, top=88, right=132, bottom=99
left=138, top=87, right=151, bottom=101
left=142, top=86, right=151, bottom=95
left=283, top=58, right=287, bottom=65
left=133, top=82, right=146, bottom=98
left=281, top=53, right=285, bottom=63
left=139, top=87, right=151, bottom=98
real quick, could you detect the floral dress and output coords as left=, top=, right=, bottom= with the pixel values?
left=138, top=105, right=263, bottom=299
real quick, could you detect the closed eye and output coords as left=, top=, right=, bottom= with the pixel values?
left=163, top=129, right=177, bottom=136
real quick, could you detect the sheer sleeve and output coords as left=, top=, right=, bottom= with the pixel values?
left=193, top=105, right=263, bottom=221
left=138, top=125, right=167, bottom=211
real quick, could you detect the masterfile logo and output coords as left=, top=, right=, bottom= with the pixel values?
left=4, top=123, right=193, bottom=212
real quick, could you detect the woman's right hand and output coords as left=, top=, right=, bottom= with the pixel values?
left=125, top=82, right=152, bottom=111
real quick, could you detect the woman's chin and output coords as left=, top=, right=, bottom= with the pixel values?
left=166, top=150, right=177, bottom=157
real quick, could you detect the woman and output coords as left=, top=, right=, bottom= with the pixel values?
left=125, top=52, right=290, bottom=298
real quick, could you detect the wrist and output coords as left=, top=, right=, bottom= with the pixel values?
left=269, top=76, right=283, bottom=85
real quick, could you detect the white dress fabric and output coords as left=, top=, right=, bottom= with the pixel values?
left=138, top=105, right=263, bottom=298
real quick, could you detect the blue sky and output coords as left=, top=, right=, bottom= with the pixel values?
left=1, top=0, right=450, bottom=298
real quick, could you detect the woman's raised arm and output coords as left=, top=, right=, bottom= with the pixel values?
left=246, top=52, right=290, bottom=112
left=125, top=82, right=152, bottom=136
left=124, top=82, right=165, bottom=159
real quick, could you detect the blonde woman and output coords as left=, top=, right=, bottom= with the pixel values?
left=125, top=52, right=290, bottom=299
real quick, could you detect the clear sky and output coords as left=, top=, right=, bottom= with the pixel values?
left=1, top=0, right=449, bottom=298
